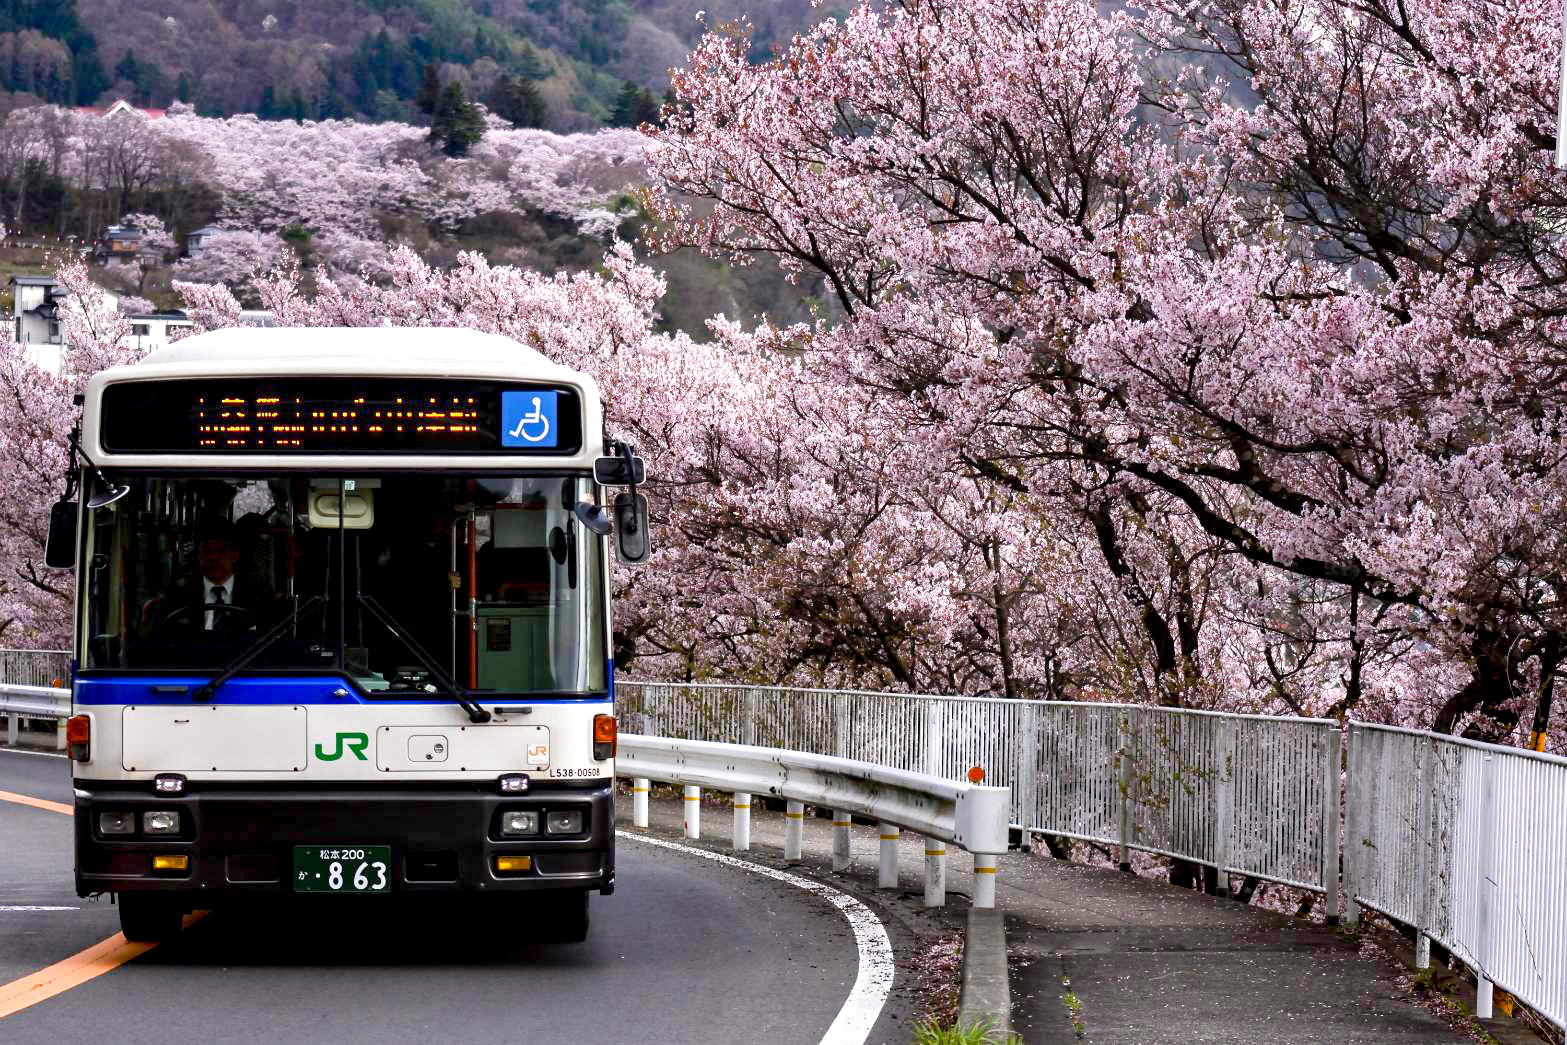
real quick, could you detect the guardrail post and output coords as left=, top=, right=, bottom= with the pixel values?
left=972, top=852, right=998, bottom=909
left=5, top=713, right=15, bottom=747
left=1344, top=725, right=1362, bottom=928
left=1212, top=718, right=1236, bottom=897
left=733, top=792, right=751, bottom=852
left=1321, top=726, right=1342, bottom=925
left=633, top=777, right=650, bottom=828
left=1017, top=703, right=1038, bottom=847
left=835, top=694, right=850, bottom=759
left=924, top=837, right=946, bottom=907
left=1413, top=736, right=1437, bottom=970
left=926, top=700, right=945, bottom=778
left=56, top=718, right=66, bottom=751
left=1117, top=732, right=1133, bottom=873
left=878, top=823, right=899, bottom=888
left=785, top=800, right=804, bottom=863
left=1475, top=752, right=1497, bottom=1020
left=832, top=809, right=852, bottom=871
left=683, top=785, right=701, bottom=839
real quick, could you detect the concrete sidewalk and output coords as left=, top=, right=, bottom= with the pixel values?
left=617, top=789, right=1484, bottom=1045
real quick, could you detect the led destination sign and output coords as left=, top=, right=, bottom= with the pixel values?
left=100, top=378, right=583, bottom=455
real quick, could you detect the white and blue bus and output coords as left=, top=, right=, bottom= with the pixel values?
left=47, top=327, right=648, bottom=943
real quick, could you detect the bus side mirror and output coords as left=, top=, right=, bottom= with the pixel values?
left=594, top=455, right=645, bottom=486
left=45, top=499, right=78, bottom=569
left=614, top=493, right=650, bottom=564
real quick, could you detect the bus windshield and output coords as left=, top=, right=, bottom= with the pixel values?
left=79, top=474, right=608, bottom=695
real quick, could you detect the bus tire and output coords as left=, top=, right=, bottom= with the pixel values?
left=542, top=890, right=590, bottom=943
left=118, top=893, right=183, bottom=943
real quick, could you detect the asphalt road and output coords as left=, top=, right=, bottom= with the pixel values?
left=0, top=749, right=913, bottom=1045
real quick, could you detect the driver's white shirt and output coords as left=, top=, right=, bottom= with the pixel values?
left=205, top=577, right=234, bottom=630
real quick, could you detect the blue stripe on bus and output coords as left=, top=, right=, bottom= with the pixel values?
left=74, top=676, right=611, bottom=706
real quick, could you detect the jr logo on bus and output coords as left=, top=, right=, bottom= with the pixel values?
left=315, top=732, right=369, bottom=762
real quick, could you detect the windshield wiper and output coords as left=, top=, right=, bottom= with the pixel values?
left=357, top=593, right=491, bottom=723
left=193, top=596, right=326, bottom=702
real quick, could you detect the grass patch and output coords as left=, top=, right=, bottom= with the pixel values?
left=912, top=1016, right=1022, bottom=1044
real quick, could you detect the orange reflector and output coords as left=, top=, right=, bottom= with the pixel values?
left=494, top=855, right=532, bottom=873
left=66, top=715, right=90, bottom=744
left=152, top=855, right=189, bottom=871
left=593, top=714, right=617, bottom=759
left=66, top=715, right=90, bottom=762
left=967, top=765, right=986, bottom=783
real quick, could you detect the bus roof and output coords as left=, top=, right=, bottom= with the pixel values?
left=135, top=326, right=573, bottom=378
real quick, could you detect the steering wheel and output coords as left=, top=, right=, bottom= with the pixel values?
left=150, top=601, right=253, bottom=638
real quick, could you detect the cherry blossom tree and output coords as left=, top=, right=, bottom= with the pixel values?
left=0, top=256, right=140, bottom=646
left=645, top=0, right=1567, bottom=741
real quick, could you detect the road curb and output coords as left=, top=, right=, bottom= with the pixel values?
left=959, top=906, right=1010, bottom=1038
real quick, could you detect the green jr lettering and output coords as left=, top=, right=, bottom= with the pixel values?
left=315, top=732, right=369, bottom=762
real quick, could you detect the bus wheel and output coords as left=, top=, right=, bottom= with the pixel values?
left=542, top=890, right=590, bottom=943
left=118, top=893, right=184, bottom=943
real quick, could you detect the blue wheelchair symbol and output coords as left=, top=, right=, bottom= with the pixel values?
left=501, top=390, right=558, bottom=448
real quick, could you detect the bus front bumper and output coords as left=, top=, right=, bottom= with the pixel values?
left=73, top=782, right=615, bottom=901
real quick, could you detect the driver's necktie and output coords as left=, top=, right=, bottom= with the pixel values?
left=209, top=584, right=225, bottom=630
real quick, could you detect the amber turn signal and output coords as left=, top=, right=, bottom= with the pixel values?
left=593, top=714, right=617, bottom=761
left=152, top=854, right=189, bottom=872
left=66, top=715, right=90, bottom=762
left=494, top=855, right=532, bottom=874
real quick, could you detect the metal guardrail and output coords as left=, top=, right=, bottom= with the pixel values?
left=617, top=733, right=1011, bottom=907
left=0, top=682, right=71, bottom=748
left=1347, top=722, right=1567, bottom=1031
left=619, top=682, right=1340, bottom=900
left=8, top=651, right=1565, bottom=1022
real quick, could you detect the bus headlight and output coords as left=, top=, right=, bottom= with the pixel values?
left=545, top=810, right=584, bottom=835
left=500, top=811, right=540, bottom=836
left=142, top=810, right=181, bottom=835
left=98, top=812, right=135, bottom=835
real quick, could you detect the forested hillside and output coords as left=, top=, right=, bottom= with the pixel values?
left=0, top=0, right=835, bottom=131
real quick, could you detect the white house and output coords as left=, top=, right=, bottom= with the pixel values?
left=11, top=276, right=121, bottom=372
left=9, top=275, right=205, bottom=371
left=126, top=312, right=195, bottom=350
left=185, top=224, right=224, bottom=258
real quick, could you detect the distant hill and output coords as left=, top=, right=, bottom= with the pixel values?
left=0, top=0, right=840, bottom=131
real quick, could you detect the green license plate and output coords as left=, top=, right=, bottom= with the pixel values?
left=292, top=846, right=392, bottom=893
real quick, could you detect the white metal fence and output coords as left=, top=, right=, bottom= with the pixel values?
left=618, top=682, right=1340, bottom=897
left=0, top=649, right=70, bottom=688
left=1347, top=723, right=1567, bottom=1029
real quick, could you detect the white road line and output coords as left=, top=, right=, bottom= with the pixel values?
left=0, top=906, right=78, bottom=912
left=0, top=748, right=67, bottom=759
left=619, top=830, right=895, bottom=1045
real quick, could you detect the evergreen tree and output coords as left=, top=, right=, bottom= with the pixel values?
left=71, top=39, right=109, bottom=104
left=114, top=49, right=139, bottom=87
left=608, top=80, right=660, bottom=128
left=516, top=42, right=547, bottom=81
left=608, top=80, right=641, bottom=128
left=415, top=63, right=441, bottom=118
left=429, top=81, right=484, bottom=157
left=176, top=71, right=194, bottom=103
left=258, top=85, right=277, bottom=120
left=487, top=75, right=547, bottom=129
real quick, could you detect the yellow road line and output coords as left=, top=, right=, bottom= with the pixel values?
left=0, top=913, right=207, bottom=1019
left=0, top=787, right=204, bottom=1019
left=0, top=790, right=72, bottom=817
